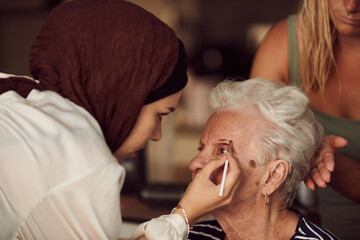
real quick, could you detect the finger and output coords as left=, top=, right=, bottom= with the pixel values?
left=314, top=158, right=331, bottom=182
left=304, top=177, right=315, bottom=191
left=329, top=135, right=348, bottom=148
left=322, top=149, right=335, bottom=172
left=221, top=156, right=241, bottom=196
left=199, top=158, right=227, bottom=179
left=318, top=164, right=331, bottom=183
left=310, top=167, right=327, bottom=188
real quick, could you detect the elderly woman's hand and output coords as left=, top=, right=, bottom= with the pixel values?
left=304, top=135, right=347, bottom=190
left=174, top=155, right=241, bottom=226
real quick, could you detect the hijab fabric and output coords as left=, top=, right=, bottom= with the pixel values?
left=0, top=0, right=188, bottom=152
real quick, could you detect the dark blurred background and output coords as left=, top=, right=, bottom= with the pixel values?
left=0, top=0, right=299, bottom=78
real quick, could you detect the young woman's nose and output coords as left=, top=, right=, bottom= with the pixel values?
left=150, top=121, right=162, bottom=141
left=344, top=0, right=360, bottom=12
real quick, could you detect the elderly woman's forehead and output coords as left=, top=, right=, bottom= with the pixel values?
left=205, top=108, right=269, bottom=139
left=214, top=108, right=264, bottom=123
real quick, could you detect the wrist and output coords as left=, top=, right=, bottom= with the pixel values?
left=171, top=204, right=192, bottom=238
left=179, top=198, right=202, bottom=226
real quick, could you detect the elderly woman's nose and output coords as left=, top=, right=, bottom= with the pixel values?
left=189, top=153, right=210, bottom=172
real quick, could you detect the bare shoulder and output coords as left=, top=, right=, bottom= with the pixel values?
left=250, top=19, right=289, bottom=84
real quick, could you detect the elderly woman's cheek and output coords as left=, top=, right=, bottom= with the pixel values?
left=246, top=160, right=261, bottom=187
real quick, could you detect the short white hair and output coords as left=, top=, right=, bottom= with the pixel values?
left=209, top=78, right=323, bottom=207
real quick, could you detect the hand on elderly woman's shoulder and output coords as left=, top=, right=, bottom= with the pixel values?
left=304, top=135, right=348, bottom=190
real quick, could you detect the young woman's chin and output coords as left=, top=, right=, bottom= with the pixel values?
left=129, top=151, right=138, bottom=159
left=114, top=142, right=147, bottom=163
left=116, top=151, right=138, bottom=164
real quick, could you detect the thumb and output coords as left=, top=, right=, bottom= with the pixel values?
left=327, top=135, right=347, bottom=148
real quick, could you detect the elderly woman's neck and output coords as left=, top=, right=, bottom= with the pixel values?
left=214, top=199, right=298, bottom=240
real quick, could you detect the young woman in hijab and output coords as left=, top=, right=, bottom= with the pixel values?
left=0, top=0, right=240, bottom=239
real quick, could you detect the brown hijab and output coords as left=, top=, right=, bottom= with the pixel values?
left=0, top=0, right=188, bottom=152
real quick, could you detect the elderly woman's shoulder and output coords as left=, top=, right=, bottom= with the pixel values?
left=188, top=219, right=225, bottom=240
left=292, top=217, right=340, bottom=240
left=187, top=217, right=340, bottom=240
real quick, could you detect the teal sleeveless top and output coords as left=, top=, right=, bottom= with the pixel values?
left=287, top=14, right=360, bottom=240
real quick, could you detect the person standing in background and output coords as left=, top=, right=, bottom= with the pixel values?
left=250, top=0, right=360, bottom=239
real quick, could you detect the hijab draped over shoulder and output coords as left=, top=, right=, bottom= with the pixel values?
left=0, top=0, right=188, bottom=152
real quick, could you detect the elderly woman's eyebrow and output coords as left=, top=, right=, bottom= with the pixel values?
left=218, top=139, right=233, bottom=152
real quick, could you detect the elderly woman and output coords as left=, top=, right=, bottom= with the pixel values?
left=131, top=78, right=339, bottom=240
left=187, top=78, right=339, bottom=240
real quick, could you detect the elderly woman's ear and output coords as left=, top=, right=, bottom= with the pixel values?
left=261, top=160, right=289, bottom=197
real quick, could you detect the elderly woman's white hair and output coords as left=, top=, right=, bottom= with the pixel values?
left=209, top=78, right=323, bottom=207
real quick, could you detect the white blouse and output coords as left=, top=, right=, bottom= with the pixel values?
left=0, top=86, right=125, bottom=239
left=130, top=214, right=187, bottom=240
